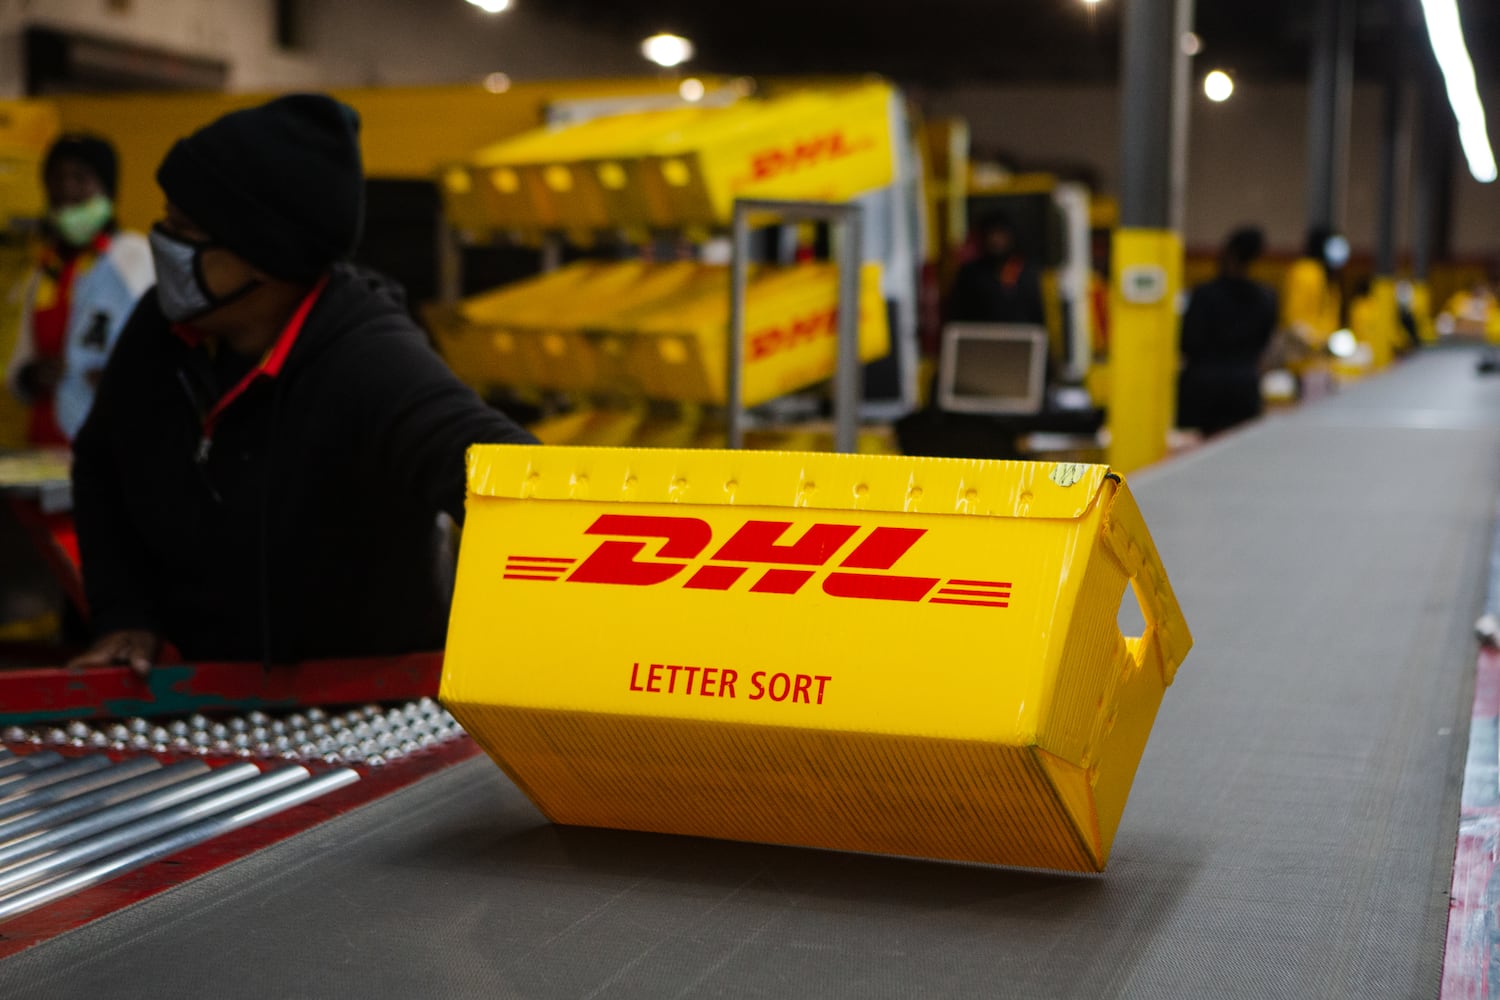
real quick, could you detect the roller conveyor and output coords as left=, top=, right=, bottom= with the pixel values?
left=2, top=348, right=1497, bottom=998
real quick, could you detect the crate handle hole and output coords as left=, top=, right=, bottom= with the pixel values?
left=1118, top=579, right=1147, bottom=644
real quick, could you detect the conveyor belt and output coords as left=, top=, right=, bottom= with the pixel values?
left=4, top=348, right=1498, bottom=999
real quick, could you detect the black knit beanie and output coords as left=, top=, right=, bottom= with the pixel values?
left=44, top=133, right=118, bottom=198
left=156, top=94, right=364, bottom=282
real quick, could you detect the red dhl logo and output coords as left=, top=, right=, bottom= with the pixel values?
left=748, top=307, right=837, bottom=362
left=503, top=515, right=1012, bottom=608
left=748, top=130, right=867, bottom=182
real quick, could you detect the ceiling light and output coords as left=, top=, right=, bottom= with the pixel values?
left=1419, top=0, right=1497, bottom=183
left=483, top=72, right=511, bottom=94
left=466, top=0, right=511, bottom=12
left=1080, top=0, right=1104, bottom=5
left=679, top=78, right=706, bottom=102
left=1203, top=70, right=1234, bottom=103
left=642, top=33, right=694, bottom=68
left=1181, top=32, right=1203, bottom=57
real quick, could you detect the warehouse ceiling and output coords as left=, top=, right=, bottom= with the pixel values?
left=538, top=0, right=1498, bottom=87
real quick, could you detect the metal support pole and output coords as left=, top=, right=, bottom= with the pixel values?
left=436, top=223, right=463, bottom=307
left=727, top=206, right=753, bottom=450
left=1118, top=0, right=1191, bottom=232
left=540, top=234, right=563, bottom=274
left=1375, top=77, right=1404, bottom=278
left=1306, top=0, right=1356, bottom=234
left=728, top=199, right=865, bottom=453
left=1109, top=0, right=1192, bottom=474
left=1369, top=41, right=1409, bottom=368
left=833, top=210, right=864, bottom=455
left=1409, top=73, right=1453, bottom=342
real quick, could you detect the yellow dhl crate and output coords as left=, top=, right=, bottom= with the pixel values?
left=450, top=83, right=897, bottom=233
left=624, top=261, right=889, bottom=405
left=469, top=159, right=558, bottom=233
left=437, top=163, right=493, bottom=237
left=460, top=107, right=708, bottom=232
left=529, top=109, right=708, bottom=231
left=526, top=260, right=706, bottom=392
left=427, top=264, right=604, bottom=388
left=496, top=261, right=658, bottom=392
left=437, top=261, right=707, bottom=394
left=639, top=84, right=896, bottom=227
left=432, top=261, right=888, bottom=404
left=443, top=447, right=1193, bottom=871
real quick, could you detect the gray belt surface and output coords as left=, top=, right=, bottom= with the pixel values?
left=5, top=349, right=1497, bottom=999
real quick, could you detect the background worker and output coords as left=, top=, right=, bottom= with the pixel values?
left=1177, top=227, right=1278, bottom=435
left=1441, top=277, right=1500, bottom=339
left=5, top=134, right=153, bottom=445
left=1280, top=226, right=1347, bottom=352
left=949, top=210, right=1046, bottom=326
left=67, top=94, right=536, bottom=674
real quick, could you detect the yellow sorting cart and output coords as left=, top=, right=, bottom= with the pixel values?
left=443, top=447, right=1193, bottom=872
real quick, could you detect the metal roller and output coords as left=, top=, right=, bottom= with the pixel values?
left=0, top=765, right=308, bottom=894
left=0, top=761, right=204, bottom=844
left=0, top=756, right=112, bottom=801
left=0, top=767, right=358, bottom=923
left=0, top=752, right=62, bottom=777
left=0, top=762, right=260, bottom=863
left=0, top=758, right=163, bottom=825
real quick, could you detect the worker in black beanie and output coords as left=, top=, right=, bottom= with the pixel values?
left=68, top=93, right=537, bottom=674
left=155, top=93, right=363, bottom=284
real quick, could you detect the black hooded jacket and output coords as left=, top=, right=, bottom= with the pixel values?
left=72, top=263, right=536, bottom=663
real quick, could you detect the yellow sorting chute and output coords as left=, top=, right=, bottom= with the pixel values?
left=442, top=446, right=1193, bottom=871
left=428, top=260, right=889, bottom=404
left=448, top=82, right=897, bottom=233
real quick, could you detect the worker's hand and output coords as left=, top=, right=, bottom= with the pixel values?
left=66, top=629, right=161, bottom=678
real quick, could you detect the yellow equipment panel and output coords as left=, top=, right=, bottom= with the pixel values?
left=443, top=446, right=1193, bottom=871
left=0, top=100, right=58, bottom=225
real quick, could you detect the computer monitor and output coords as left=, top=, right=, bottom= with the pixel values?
left=937, top=323, right=1049, bottom=415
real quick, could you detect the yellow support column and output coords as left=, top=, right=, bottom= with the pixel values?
left=1107, top=228, right=1182, bottom=474
left=1110, top=0, right=1189, bottom=475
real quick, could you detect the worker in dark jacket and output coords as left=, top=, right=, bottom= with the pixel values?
left=68, top=94, right=536, bottom=673
left=1177, top=226, right=1279, bottom=435
left=949, top=211, right=1046, bottom=326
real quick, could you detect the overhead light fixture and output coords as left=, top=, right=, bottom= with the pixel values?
left=1181, top=32, right=1203, bottom=57
left=1080, top=0, right=1104, bottom=5
left=466, top=0, right=511, bottom=12
left=1204, top=70, right=1234, bottom=103
left=1419, top=0, right=1497, bottom=183
left=642, top=33, right=694, bottom=68
left=678, top=78, right=706, bottom=102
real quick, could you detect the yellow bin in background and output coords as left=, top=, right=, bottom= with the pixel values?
left=442, top=446, right=1193, bottom=872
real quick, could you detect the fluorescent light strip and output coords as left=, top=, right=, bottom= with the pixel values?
left=1419, top=0, right=1497, bottom=183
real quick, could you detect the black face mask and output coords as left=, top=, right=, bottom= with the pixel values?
left=149, top=224, right=262, bottom=324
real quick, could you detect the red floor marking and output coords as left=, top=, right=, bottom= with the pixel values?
left=0, top=737, right=482, bottom=960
